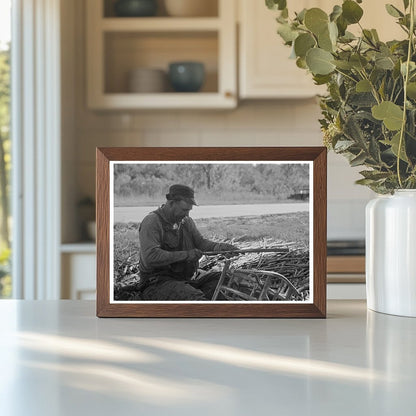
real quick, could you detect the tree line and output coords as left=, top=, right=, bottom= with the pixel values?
left=114, top=163, right=309, bottom=204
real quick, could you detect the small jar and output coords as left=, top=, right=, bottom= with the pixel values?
left=168, top=62, right=205, bottom=92
left=114, top=0, right=158, bottom=17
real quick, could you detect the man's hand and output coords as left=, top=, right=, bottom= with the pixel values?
left=215, top=243, right=239, bottom=258
left=217, top=243, right=239, bottom=252
left=187, top=249, right=203, bottom=262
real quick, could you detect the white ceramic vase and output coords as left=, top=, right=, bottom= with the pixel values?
left=366, top=189, right=416, bottom=317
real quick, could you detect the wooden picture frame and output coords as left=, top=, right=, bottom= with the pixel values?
left=96, top=147, right=327, bottom=317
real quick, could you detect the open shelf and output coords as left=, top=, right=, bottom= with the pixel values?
left=104, top=31, right=218, bottom=94
left=101, top=17, right=221, bottom=31
left=103, top=0, right=219, bottom=18
left=86, top=0, right=236, bottom=109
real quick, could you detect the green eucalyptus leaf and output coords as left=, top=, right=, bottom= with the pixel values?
left=375, top=55, right=395, bottom=70
left=408, top=109, right=416, bottom=137
left=318, top=27, right=334, bottom=52
left=350, top=152, right=368, bottom=167
left=330, top=5, right=343, bottom=21
left=266, top=0, right=287, bottom=11
left=294, top=33, right=316, bottom=58
left=355, top=178, right=377, bottom=186
left=363, top=29, right=375, bottom=45
left=265, top=0, right=274, bottom=9
left=334, top=140, right=355, bottom=151
left=369, top=136, right=382, bottom=163
left=328, top=21, right=338, bottom=44
left=329, top=81, right=341, bottom=101
left=370, top=68, right=384, bottom=85
left=278, top=0, right=287, bottom=10
left=403, top=0, right=409, bottom=10
left=388, top=132, right=409, bottom=162
left=276, top=14, right=288, bottom=24
left=378, top=78, right=386, bottom=100
left=296, top=57, right=308, bottom=69
left=401, top=61, right=416, bottom=76
left=348, top=92, right=377, bottom=107
left=296, top=8, right=307, bottom=23
left=313, top=74, right=332, bottom=85
left=385, top=4, right=404, bottom=18
left=342, top=0, right=364, bottom=24
left=281, top=7, right=289, bottom=19
left=371, top=29, right=380, bottom=42
left=360, top=170, right=391, bottom=180
left=277, top=23, right=299, bottom=43
left=333, top=60, right=353, bottom=70
left=339, top=31, right=356, bottom=43
left=356, top=79, right=372, bottom=92
left=399, top=14, right=411, bottom=29
left=304, top=8, right=329, bottom=35
left=336, top=15, right=348, bottom=36
left=343, top=116, right=365, bottom=147
left=380, top=44, right=393, bottom=55
left=372, top=101, right=404, bottom=130
left=350, top=54, right=368, bottom=70
left=364, top=179, right=395, bottom=194
left=407, top=82, right=416, bottom=99
left=306, top=48, right=335, bottom=75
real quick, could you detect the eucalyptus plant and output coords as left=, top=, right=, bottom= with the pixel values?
left=266, top=0, right=416, bottom=193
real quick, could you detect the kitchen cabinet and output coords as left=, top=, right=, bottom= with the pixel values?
left=238, top=0, right=404, bottom=99
left=86, top=0, right=237, bottom=109
left=327, top=255, right=366, bottom=300
left=238, top=0, right=325, bottom=99
left=61, top=245, right=96, bottom=300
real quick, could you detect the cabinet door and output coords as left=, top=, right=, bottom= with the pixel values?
left=239, top=0, right=326, bottom=99
left=61, top=253, right=96, bottom=300
left=239, top=0, right=404, bottom=99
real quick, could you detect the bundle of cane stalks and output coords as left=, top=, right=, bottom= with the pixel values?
left=199, top=238, right=310, bottom=300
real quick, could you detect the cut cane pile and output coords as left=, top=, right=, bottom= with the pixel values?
left=199, top=239, right=310, bottom=300
left=114, top=238, right=309, bottom=301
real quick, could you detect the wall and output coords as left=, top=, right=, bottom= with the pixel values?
left=61, top=0, right=374, bottom=243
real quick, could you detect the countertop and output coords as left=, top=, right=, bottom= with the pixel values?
left=0, top=300, right=415, bottom=415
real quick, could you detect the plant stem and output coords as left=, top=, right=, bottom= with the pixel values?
left=397, top=0, right=415, bottom=188
left=358, top=69, right=381, bottom=104
left=334, top=68, right=358, bottom=84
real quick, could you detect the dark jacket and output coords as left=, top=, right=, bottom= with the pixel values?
left=139, top=206, right=220, bottom=280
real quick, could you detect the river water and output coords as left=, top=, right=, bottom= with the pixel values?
left=114, top=202, right=309, bottom=223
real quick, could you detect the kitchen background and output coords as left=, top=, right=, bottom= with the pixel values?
left=60, top=0, right=401, bottom=299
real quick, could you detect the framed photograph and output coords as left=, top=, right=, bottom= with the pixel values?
left=96, top=147, right=327, bottom=318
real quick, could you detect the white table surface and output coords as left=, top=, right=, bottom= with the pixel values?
left=0, top=300, right=415, bottom=416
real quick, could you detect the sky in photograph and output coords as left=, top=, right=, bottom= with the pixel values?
left=0, top=0, right=11, bottom=49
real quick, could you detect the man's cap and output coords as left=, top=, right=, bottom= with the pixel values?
left=166, top=184, right=197, bottom=205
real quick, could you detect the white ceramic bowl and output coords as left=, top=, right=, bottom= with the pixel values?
left=164, top=0, right=218, bottom=17
left=128, top=68, right=167, bottom=93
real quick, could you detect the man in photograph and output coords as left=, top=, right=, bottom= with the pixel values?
left=138, top=184, right=238, bottom=300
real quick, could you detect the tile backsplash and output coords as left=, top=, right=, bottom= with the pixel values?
left=73, top=100, right=374, bottom=241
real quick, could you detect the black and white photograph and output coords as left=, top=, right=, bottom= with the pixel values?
left=110, top=161, right=312, bottom=303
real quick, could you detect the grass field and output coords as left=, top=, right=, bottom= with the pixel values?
left=113, top=211, right=309, bottom=269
